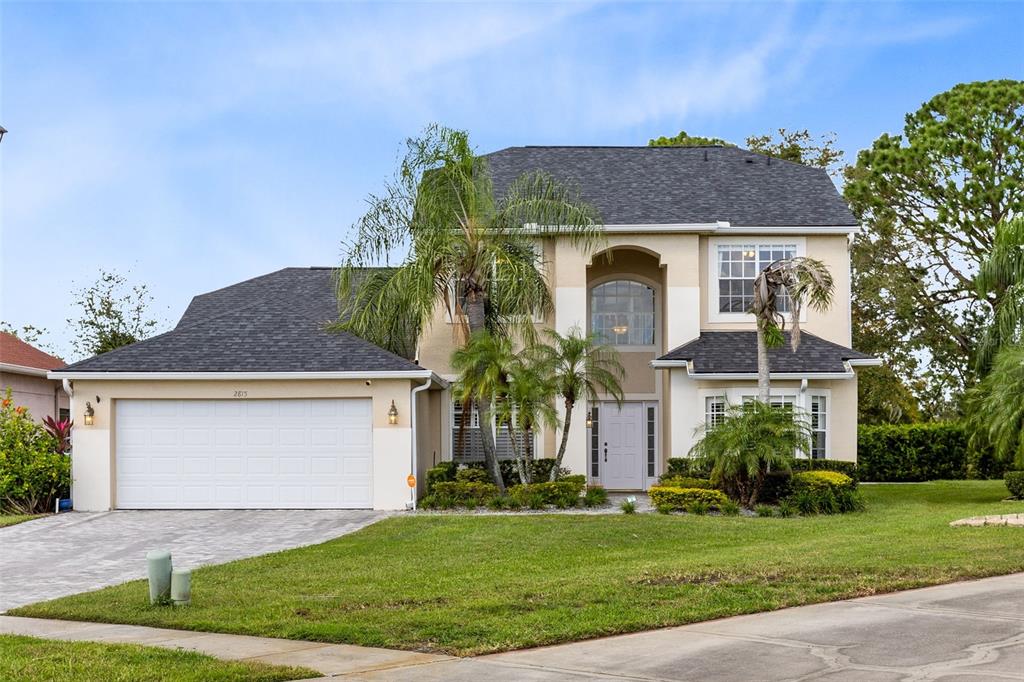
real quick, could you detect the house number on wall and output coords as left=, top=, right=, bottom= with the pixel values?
left=233, top=391, right=248, bottom=398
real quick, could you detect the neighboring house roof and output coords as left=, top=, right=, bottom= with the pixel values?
left=656, top=331, right=876, bottom=375
left=481, top=145, right=856, bottom=227
left=0, top=332, right=65, bottom=376
left=54, top=268, right=424, bottom=374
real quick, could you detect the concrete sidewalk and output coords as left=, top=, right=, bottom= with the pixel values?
left=3, top=572, right=1023, bottom=680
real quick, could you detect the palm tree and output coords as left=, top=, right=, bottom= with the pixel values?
left=967, top=344, right=1024, bottom=468
left=975, top=216, right=1024, bottom=375
left=690, top=400, right=812, bottom=507
left=450, top=331, right=515, bottom=492
left=336, top=124, right=603, bottom=487
left=535, top=327, right=624, bottom=481
left=495, top=360, right=559, bottom=485
left=751, top=257, right=835, bottom=402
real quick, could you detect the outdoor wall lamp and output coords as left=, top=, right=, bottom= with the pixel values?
left=387, top=400, right=399, bottom=425
left=585, top=410, right=593, bottom=428
left=0, top=126, right=7, bottom=143
left=84, top=401, right=95, bottom=426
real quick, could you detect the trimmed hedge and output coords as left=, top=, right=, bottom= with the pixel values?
left=788, top=470, right=861, bottom=514
left=508, top=478, right=586, bottom=508
left=790, top=459, right=858, bottom=480
left=664, top=457, right=710, bottom=478
left=649, top=486, right=730, bottom=511
left=791, top=470, right=855, bottom=493
left=657, top=476, right=714, bottom=489
left=858, top=423, right=969, bottom=481
left=422, top=481, right=500, bottom=508
left=1006, top=471, right=1024, bottom=499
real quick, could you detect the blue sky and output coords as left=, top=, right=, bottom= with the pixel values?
left=1, top=1, right=1021, bottom=359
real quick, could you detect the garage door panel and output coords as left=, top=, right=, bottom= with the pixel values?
left=116, top=399, right=372, bottom=509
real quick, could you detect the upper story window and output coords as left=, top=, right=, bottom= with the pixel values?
left=717, top=243, right=797, bottom=314
left=590, top=280, right=655, bottom=346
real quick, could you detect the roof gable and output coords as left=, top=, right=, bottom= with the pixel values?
left=658, top=331, right=874, bottom=375
left=0, top=332, right=65, bottom=371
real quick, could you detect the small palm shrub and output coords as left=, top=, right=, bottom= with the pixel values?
left=755, top=505, right=775, bottom=517
left=582, top=486, right=609, bottom=507
left=685, top=500, right=710, bottom=515
left=690, top=401, right=810, bottom=507
left=1005, top=471, right=1024, bottom=499
left=777, top=498, right=798, bottom=518
left=720, top=499, right=741, bottom=516
left=620, top=499, right=637, bottom=514
left=649, top=486, right=729, bottom=512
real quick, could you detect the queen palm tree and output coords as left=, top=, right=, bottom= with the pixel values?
left=535, top=327, right=624, bottom=481
left=450, top=331, right=515, bottom=492
left=975, top=216, right=1024, bottom=375
left=336, top=124, right=603, bottom=487
left=495, top=360, right=559, bottom=485
left=751, top=257, right=835, bottom=402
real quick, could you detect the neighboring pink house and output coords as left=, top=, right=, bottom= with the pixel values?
left=0, top=332, right=69, bottom=422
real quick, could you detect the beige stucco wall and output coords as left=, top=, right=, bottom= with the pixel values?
left=67, top=378, right=428, bottom=512
left=411, top=230, right=858, bottom=479
left=699, top=234, right=852, bottom=345
left=1, top=371, right=69, bottom=422
left=666, top=374, right=858, bottom=463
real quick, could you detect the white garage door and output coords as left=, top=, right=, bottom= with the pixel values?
left=115, top=399, right=372, bottom=509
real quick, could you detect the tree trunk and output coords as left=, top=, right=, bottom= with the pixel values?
left=756, top=320, right=771, bottom=403
left=550, top=398, right=574, bottom=481
left=510, top=428, right=529, bottom=485
left=464, top=293, right=505, bottom=492
left=476, top=400, right=505, bottom=493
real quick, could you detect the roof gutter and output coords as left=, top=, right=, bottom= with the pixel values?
left=847, top=358, right=883, bottom=367
left=408, top=377, right=433, bottom=511
left=524, top=221, right=860, bottom=236
left=649, top=359, right=853, bottom=380
left=1, top=362, right=54, bottom=378
left=47, top=370, right=448, bottom=385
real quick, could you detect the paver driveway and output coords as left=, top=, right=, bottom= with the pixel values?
left=0, top=510, right=387, bottom=611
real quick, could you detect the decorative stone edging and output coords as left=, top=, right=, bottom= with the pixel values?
left=950, top=513, right=1024, bottom=527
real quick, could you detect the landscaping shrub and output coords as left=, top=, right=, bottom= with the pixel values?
left=1005, top=471, right=1024, bottom=499
left=759, top=470, right=793, bottom=504
left=466, top=459, right=571, bottom=486
left=664, top=457, right=710, bottom=478
left=426, top=462, right=458, bottom=492
left=455, top=467, right=491, bottom=483
left=858, top=423, right=970, bottom=481
left=788, top=471, right=862, bottom=514
left=967, top=448, right=1011, bottom=480
left=508, top=478, right=586, bottom=508
left=720, top=499, right=741, bottom=516
left=648, top=486, right=729, bottom=512
left=0, top=392, right=70, bottom=514
left=620, top=499, right=637, bottom=514
left=657, top=476, right=714, bottom=489
left=582, top=486, right=609, bottom=507
left=685, top=500, right=710, bottom=515
left=421, top=481, right=499, bottom=508
left=789, top=458, right=859, bottom=481
left=777, top=499, right=798, bottom=517
left=755, top=505, right=774, bottom=517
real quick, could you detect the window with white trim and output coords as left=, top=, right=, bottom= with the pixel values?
left=717, top=243, right=797, bottom=313
left=705, top=396, right=726, bottom=427
left=810, top=395, right=827, bottom=459
left=590, top=280, right=655, bottom=345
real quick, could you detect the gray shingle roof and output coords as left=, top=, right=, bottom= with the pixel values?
left=657, top=331, right=874, bottom=374
left=481, top=146, right=856, bottom=227
left=56, top=268, right=423, bottom=374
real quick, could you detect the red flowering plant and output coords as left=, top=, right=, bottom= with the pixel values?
left=0, top=389, right=71, bottom=513
left=42, top=416, right=73, bottom=454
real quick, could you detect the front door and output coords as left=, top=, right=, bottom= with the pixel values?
left=600, top=402, right=644, bottom=490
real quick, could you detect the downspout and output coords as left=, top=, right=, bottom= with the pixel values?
left=408, top=377, right=432, bottom=510
left=799, top=378, right=809, bottom=460
left=61, top=378, right=74, bottom=508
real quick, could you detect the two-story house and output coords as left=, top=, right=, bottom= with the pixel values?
left=53, top=145, right=877, bottom=512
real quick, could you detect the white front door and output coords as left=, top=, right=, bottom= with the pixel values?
left=115, top=398, right=373, bottom=509
left=599, top=402, right=645, bottom=490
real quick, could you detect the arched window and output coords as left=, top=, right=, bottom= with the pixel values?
left=590, top=280, right=655, bottom=345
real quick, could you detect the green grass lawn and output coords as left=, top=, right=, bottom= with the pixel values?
left=11, top=481, right=1024, bottom=656
left=0, top=635, right=317, bottom=682
left=0, top=514, right=42, bottom=528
